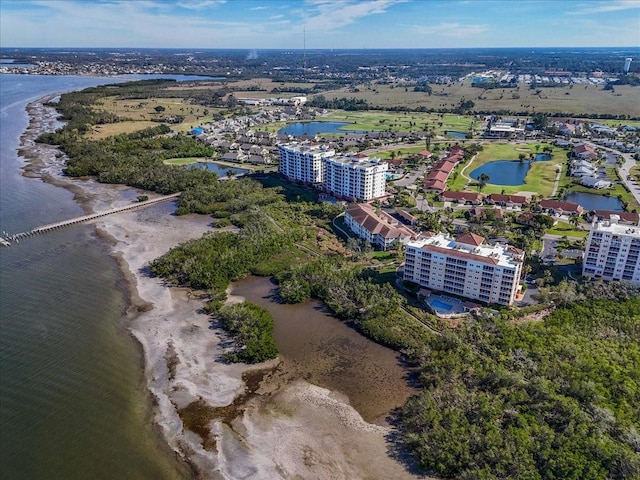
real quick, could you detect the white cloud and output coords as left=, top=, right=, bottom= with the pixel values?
left=176, top=0, right=226, bottom=10
left=302, top=0, right=407, bottom=32
left=567, top=0, right=640, bottom=15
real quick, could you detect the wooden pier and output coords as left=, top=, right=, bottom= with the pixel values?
left=1, top=193, right=180, bottom=246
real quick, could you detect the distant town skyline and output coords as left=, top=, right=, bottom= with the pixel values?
left=1, top=0, right=639, bottom=50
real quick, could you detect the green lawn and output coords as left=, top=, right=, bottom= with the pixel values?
left=164, top=157, right=208, bottom=165
left=323, top=110, right=474, bottom=136
left=547, top=221, right=588, bottom=238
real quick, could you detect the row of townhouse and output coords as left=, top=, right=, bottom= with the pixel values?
left=583, top=215, right=640, bottom=285
left=404, top=232, right=525, bottom=306
left=344, top=204, right=419, bottom=251
left=278, top=142, right=388, bottom=202
left=423, top=146, right=465, bottom=193
left=439, top=191, right=531, bottom=207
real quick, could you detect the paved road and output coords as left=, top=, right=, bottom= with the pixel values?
left=592, top=143, right=640, bottom=205
left=618, top=153, right=640, bottom=205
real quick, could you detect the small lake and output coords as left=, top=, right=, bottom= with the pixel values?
left=470, top=154, right=551, bottom=186
left=187, top=162, right=248, bottom=177
left=278, top=121, right=365, bottom=136
left=446, top=130, right=467, bottom=139
left=564, top=191, right=624, bottom=211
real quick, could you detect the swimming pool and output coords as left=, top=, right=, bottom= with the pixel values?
left=430, top=299, right=453, bottom=311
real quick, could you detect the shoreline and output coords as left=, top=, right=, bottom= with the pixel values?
left=18, top=95, right=428, bottom=480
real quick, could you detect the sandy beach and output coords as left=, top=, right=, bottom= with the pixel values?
left=19, top=96, right=428, bottom=480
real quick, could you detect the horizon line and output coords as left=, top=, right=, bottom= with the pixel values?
left=1, top=46, right=640, bottom=51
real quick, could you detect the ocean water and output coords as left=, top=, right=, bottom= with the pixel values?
left=0, top=75, right=190, bottom=479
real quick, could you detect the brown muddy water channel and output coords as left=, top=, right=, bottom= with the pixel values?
left=230, top=276, right=416, bottom=425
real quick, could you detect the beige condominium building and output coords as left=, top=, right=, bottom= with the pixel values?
left=404, top=232, right=524, bottom=306
left=583, top=215, right=640, bottom=285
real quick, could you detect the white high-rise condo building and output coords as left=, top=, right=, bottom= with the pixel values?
left=278, top=143, right=335, bottom=185
left=403, top=232, right=524, bottom=306
left=582, top=215, right=640, bottom=285
left=624, top=57, right=632, bottom=74
left=278, top=142, right=387, bottom=201
left=323, top=155, right=388, bottom=201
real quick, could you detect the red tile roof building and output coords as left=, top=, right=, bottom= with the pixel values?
left=539, top=199, right=584, bottom=215
left=439, top=191, right=484, bottom=204
left=344, top=203, right=419, bottom=251
left=487, top=194, right=530, bottom=206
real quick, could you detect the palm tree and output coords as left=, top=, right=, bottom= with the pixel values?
left=478, top=173, right=490, bottom=192
left=519, top=153, right=526, bottom=163
left=569, top=215, right=580, bottom=230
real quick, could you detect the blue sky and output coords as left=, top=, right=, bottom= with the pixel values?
left=1, top=0, right=639, bottom=49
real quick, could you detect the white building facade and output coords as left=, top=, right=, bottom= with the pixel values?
left=582, top=216, right=640, bottom=285
left=323, top=156, right=388, bottom=201
left=403, top=232, right=524, bottom=306
left=278, top=142, right=387, bottom=201
left=278, top=143, right=335, bottom=185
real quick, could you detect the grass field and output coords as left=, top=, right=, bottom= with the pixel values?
left=547, top=221, right=589, bottom=238
left=318, top=81, right=640, bottom=118
left=163, top=157, right=208, bottom=165
left=323, top=110, right=475, bottom=136
left=91, top=97, right=226, bottom=137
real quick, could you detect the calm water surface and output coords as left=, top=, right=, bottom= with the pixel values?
left=230, top=276, right=415, bottom=424
left=278, top=121, right=365, bottom=136
left=565, top=191, right=624, bottom=211
left=0, top=74, right=191, bottom=480
left=470, top=154, right=552, bottom=186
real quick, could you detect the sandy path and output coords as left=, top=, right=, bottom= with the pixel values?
left=19, top=95, right=429, bottom=480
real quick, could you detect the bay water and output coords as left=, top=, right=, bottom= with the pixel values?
left=0, top=74, right=191, bottom=479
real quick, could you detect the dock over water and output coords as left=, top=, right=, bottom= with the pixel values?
left=1, top=193, right=180, bottom=246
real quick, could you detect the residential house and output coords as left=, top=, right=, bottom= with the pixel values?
left=468, top=206, right=504, bottom=220
left=589, top=210, right=640, bottom=226
left=580, top=176, right=611, bottom=189
left=439, top=191, right=484, bottom=205
left=539, top=199, right=584, bottom=215
left=573, top=143, right=598, bottom=161
left=486, top=194, right=530, bottom=208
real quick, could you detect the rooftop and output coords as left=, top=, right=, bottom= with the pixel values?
left=408, top=232, right=524, bottom=267
left=593, top=217, right=640, bottom=236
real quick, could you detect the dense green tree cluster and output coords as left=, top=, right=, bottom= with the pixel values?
left=399, top=298, right=640, bottom=479
left=307, top=95, right=370, bottom=110
left=276, top=258, right=432, bottom=349
left=217, top=302, right=279, bottom=363
left=39, top=124, right=217, bottom=194
left=150, top=211, right=294, bottom=292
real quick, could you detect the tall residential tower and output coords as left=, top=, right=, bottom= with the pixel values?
left=278, top=142, right=387, bottom=201
left=582, top=215, right=640, bottom=285
left=403, top=232, right=524, bottom=306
